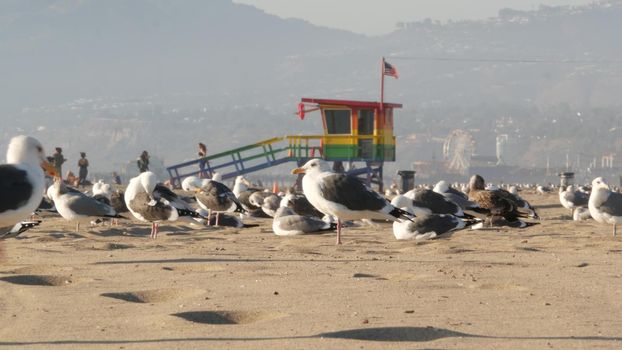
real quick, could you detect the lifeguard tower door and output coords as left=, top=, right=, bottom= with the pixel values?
left=358, top=109, right=374, bottom=158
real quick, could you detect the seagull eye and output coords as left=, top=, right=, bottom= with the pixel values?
left=37, top=146, right=43, bottom=152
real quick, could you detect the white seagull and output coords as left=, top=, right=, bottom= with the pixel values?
left=185, top=177, right=244, bottom=226
left=559, top=185, right=589, bottom=216
left=0, top=135, right=57, bottom=233
left=588, top=177, right=622, bottom=236
left=47, top=177, right=124, bottom=231
left=291, top=159, right=412, bottom=244
left=272, top=206, right=336, bottom=236
left=392, top=207, right=475, bottom=241
left=125, top=172, right=205, bottom=238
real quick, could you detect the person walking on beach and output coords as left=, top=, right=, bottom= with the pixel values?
left=198, top=142, right=208, bottom=178
left=137, top=151, right=150, bottom=173
left=77, top=152, right=89, bottom=187
left=52, top=147, right=66, bottom=176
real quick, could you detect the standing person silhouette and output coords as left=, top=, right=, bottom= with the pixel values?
left=137, top=151, right=150, bottom=173
left=52, top=147, right=66, bottom=176
left=77, top=152, right=89, bottom=187
left=198, top=142, right=209, bottom=178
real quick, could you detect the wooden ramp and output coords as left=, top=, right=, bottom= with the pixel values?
left=166, top=136, right=384, bottom=190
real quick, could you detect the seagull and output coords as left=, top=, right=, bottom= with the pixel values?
left=181, top=176, right=200, bottom=192
left=48, top=177, right=124, bottom=231
left=469, top=175, right=538, bottom=223
left=392, top=207, right=477, bottom=241
left=291, top=159, right=412, bottom=244
left=190, top=177, right=244, bottom=226
left=537, top=185, right=552, bottom=195
left=573, top=207, right=591, bottom=221
left=125, top=172, right=205, bottom=238
left=249, top=191, right=274, bottom=209
left=279, top=191, right=324, bottom=218
left=588, top=177, right=622, bottom=236
left=0, top=135, right=57, bottom=233
left=233, top=176, right=260, bottom=214
left=559, top=185, right=589, bottom=216
left=261, top=194, right=281, bottom=217
left=272, top=206, right=336, bottom=236
left=399, top=189, right=474, bottom=218
left=433, top=180, right=482, bottom=211
left=92, top=180, right=112, bottom=199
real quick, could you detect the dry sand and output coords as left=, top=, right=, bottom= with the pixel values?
left=1, top=192, right=622, bottom=349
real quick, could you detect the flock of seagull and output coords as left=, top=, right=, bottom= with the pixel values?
left=2, top=135, right=622, bottom=246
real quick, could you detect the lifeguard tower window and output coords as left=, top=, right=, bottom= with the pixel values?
left=358, top=109, right=374, bottom=135
left=358, top=109, right=374, bottom=158
left=325, top=110, right=351, bottom=134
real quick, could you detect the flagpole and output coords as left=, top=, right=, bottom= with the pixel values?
left=380, top=57, right=385, bottom=112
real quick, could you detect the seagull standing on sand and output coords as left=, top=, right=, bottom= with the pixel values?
left=48, top=177, right=124, bottom=231
left=125, top=172, right=204, bottom=238
left=559, top=185, right=589, bottom=216
left=291, top=159, right=412, bottom=244
left=189, top=177, right=245, bottom=226
left=0, top=135, right=57, bottom=233
left=588, top=177, right=622, bottom=236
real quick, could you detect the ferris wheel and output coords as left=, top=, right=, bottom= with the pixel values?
left=443, top=129, right=475, bottom=174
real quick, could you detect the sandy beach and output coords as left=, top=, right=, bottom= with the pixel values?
left=1, top=191, right=622, bottom=349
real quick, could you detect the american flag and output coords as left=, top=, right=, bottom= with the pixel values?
left=383, top=60, right=398, bottom=79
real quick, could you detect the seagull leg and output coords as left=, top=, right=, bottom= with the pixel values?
left=215, top=212, right=220, bottom=227
left=75, top=222, right=80, bottom=232
left=336, top=219, right=342, bottom=245
left=150, top=222, right=156, bottom=239
left=614, top=224, right=617, bottom=237
left=207, top=210, right=211, bottom=226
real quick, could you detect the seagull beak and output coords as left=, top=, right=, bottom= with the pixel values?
left=291, top=167, right=305, bottom=175
left=40, top=160, right=58, bottom=177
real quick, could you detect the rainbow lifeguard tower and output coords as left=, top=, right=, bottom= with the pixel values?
left=167, top=59, right=402, bottom=190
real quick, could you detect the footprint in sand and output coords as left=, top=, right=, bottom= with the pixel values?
left=473, top=283, right=528, bottom=291
left=162, top=264, right=225, bottom=273
left=1, top=265, right=73, bottom=275
left=172, top=310, right=287, bottom=325
left=352, top=273, right=388, bottom=280
left=0, top=274, right=76, bottom=286
left=100, top=288, right=203, bottom=303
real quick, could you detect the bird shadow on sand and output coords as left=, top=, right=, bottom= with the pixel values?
left=2, top=326, right=622, bottom=346
left=91, top=256, right=439, bottom=265
left=535, top=203, right=564, bottom=209
left=89, top=225, right=197, bottom=238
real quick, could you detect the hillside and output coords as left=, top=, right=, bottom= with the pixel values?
left=1, top=0, right=621, bottom=179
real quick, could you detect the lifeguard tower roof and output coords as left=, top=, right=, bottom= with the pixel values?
left=301, top=98, right=402, bottom=110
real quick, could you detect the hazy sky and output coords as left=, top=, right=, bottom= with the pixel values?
left=234, top=0, right=598, bottom=35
